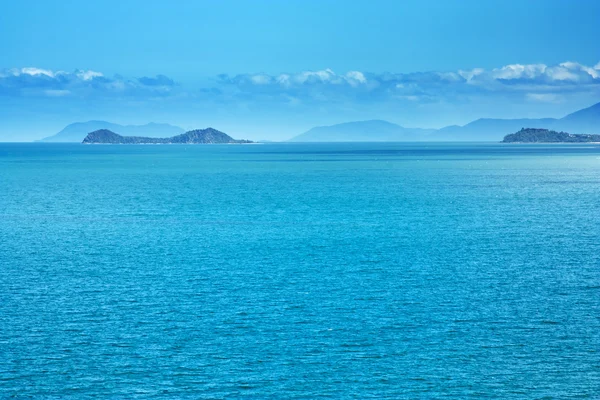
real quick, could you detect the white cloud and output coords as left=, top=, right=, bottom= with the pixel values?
left=293, top=69, right=337, bottom=84
left=226, top=68, right=369, bottom=90
left=458, top=68, right=484, bottom=82
left=218, top=61, right=600, bottom=104
left=544, top=65, right=580, bottom=81
left=3, top=60, right=600, bottom=105
left=345, top=71, right=367, bottom=85
left=276, top=73, right=291, bottom=87
left=562, top=61, right=599, bottom=79
left=0, top=67, right=177, bottom=98
left=437, top=72, right=463, bottom=82
left=451, top=61, right=600, bottom=86
left=19, top=67, right=56, bottom=77
left=76, top=70, right=104, bottom=81
left=250, top=74, right=271, bottom=85
left=490, top=64, right=546, bottom=80
left=8, top=67, right=103, bottom=81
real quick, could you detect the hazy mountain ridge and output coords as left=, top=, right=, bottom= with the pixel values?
left=290, top=120, right=435, bottom=142
left=552, top=102, right=600, bottom=133
left=434, top=118, right=558, bottom=141
left=290, top=101, right=600, bottom=142
left=38, top=101, right=600, bottom=143
left=40, top=121, right=185, bottom=142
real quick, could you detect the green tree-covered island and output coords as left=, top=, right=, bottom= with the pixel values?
left=82, top=128, right=252, bottom=144
left=502, top=128, right=600, bottom=143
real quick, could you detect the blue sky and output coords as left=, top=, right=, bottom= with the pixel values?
left=1, top=0, right=600, bottom=141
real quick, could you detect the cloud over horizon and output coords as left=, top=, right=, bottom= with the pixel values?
left=0, top=67, right=177, bottom=97
left=218, top=61, right=600, bottom=104
left=2, top=61, right=599, bottom=105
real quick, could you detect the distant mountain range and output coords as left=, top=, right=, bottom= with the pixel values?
left=35, top=101, right=600, bottom=143
left=289, top=120, right=435, bottom=142
left=290, top=101, right=600, bottom=142
left=433, top=118, right=558, bottom=141
left=82, top=128, right=252, bottom=144
left=39, top=121, right=185, bottom=142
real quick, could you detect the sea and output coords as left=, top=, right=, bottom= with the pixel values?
left=1, top=142, right=599, bottom=398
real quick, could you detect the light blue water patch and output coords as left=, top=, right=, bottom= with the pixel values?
left=1, top=143, right=599, bottom=398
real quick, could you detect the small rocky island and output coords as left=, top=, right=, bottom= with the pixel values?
left=502, top=128, right=600, bottom=143
left=82, top=128, right=253, bottom=144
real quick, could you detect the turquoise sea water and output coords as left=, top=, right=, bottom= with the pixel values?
left=1, top=142, right=599, bottom=398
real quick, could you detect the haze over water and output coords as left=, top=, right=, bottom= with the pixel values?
left=1, top=142, right=599, bottom=398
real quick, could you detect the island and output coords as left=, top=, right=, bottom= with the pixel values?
left=82, top=128, right=253, bottom=144
left=502, top=128, right=600, bottom=143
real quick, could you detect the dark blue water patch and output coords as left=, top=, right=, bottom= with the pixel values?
left=2, top=142, right=600, bottom=160
left=252, top=145, right=600, bottom=157
left=238, top=157, right=515, bottom=162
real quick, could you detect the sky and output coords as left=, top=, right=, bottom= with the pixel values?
left=1, top=0, right=599, bottom=141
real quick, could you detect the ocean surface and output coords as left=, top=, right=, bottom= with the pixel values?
left=1, top=142, right=599, bottom=398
